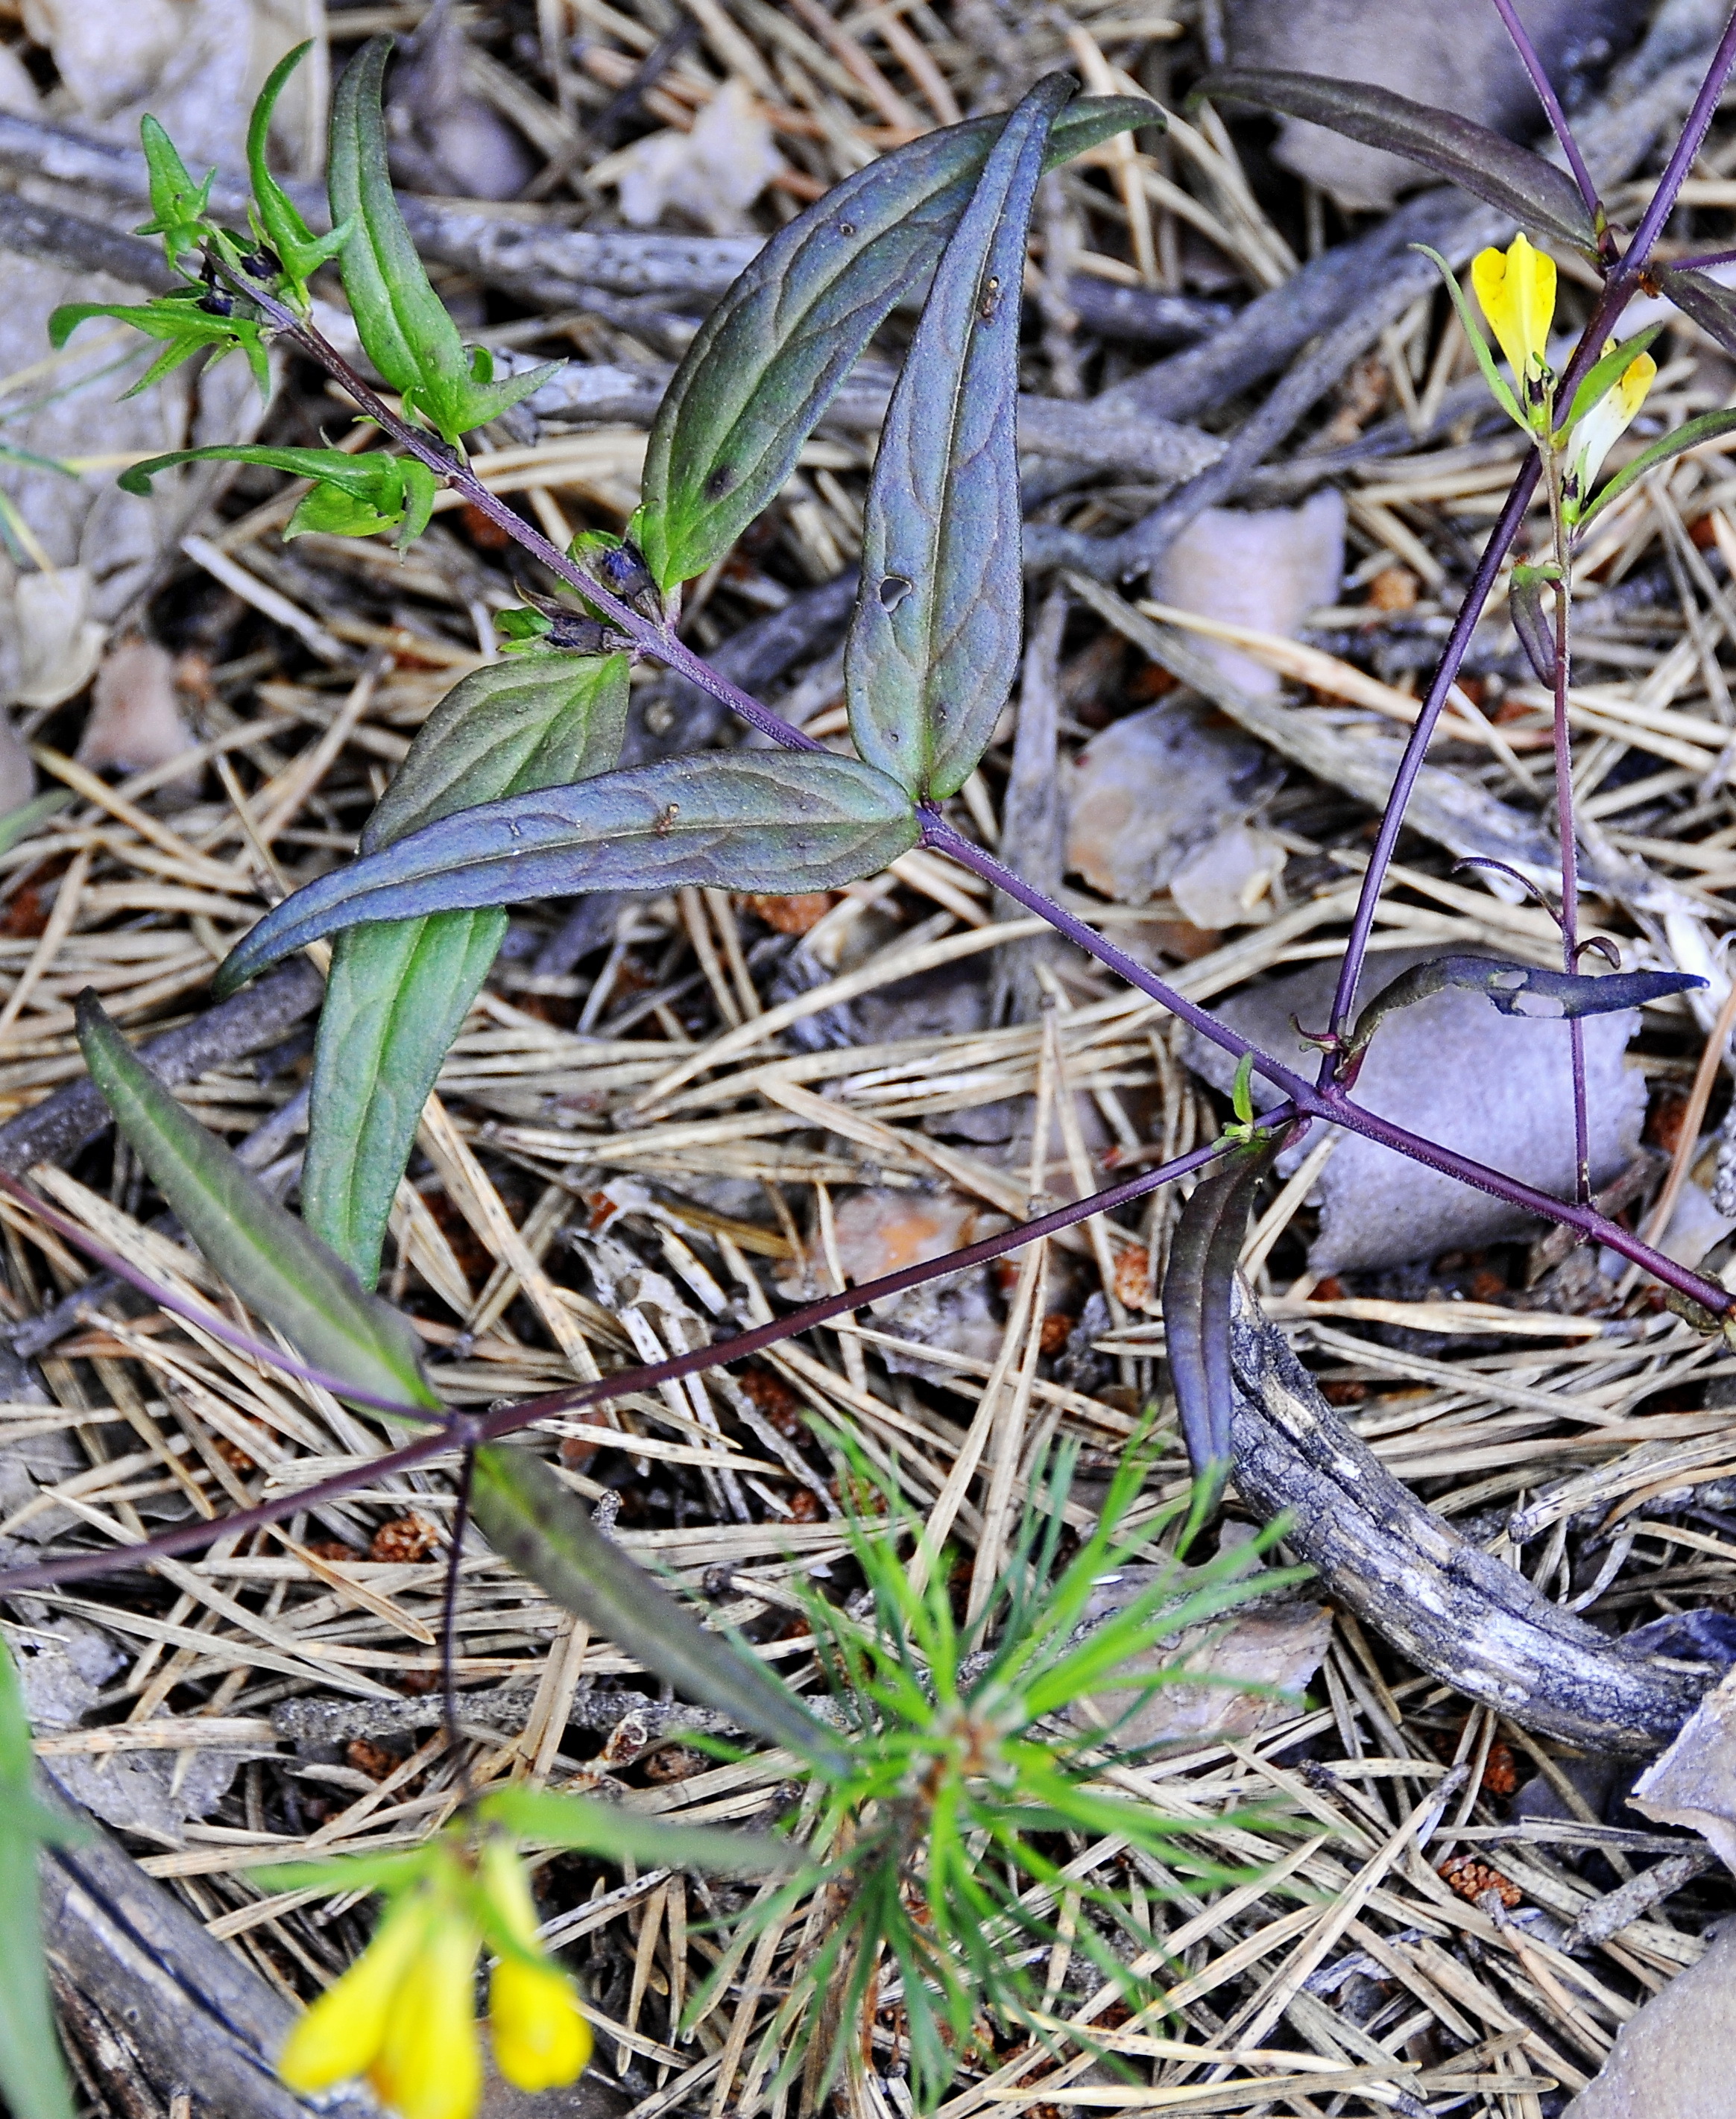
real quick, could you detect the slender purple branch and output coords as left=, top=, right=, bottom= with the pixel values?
left=444, top=1443, right=477, bottom=1801
left=0, top=1169, right=434, bottom=1418
left=1624, top=7, right=1736, bottom=269
left=0, top=1127, right=1263, bottom=1597
left=1486, top=0, right=1603, bottom=227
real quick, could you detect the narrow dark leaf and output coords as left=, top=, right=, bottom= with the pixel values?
left=75, top=992, right=439, bottom=1413
left=1572, top=402, right=1736, bottom=534
left=1509, top=563, right=1559, bottom=686
left=638, top=91, right=1156, bottom=593
left=847, top=74, right=1073, bottom=800
left=1656, top=265, right=1736, bottom=359
left=303, top=654, right=628, bottom=1285
left=329, top=41, right=556, bottom=442
left=470, top=1444, right=851, bottom=1774
left=480, top=1785, right=793, bottom=1875
left=1348, top=954, right=1705, bottom=1057
left=0, top=1643, right=76, bottom=2119
left=1196, top=69, right=1598, bottom=256
left=1161, top=1142, right=1275, bottom=1483
left=216, top=751, right=918, bottom=993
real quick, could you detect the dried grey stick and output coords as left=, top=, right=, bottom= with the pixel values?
left=0, top=959, right=324, bottom=1178
left=37, top=1772, right=375, bottom=2119
left=1561, top=1846, right=1718, bottom=1954
left=0, top=191, right=176, bottom=291
left=271, top=1684, right=735, bottom=1750
left=1228, top=1280, right=1720, bottom=1753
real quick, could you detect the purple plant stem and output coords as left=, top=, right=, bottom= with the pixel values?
left=0, top=1126, right=1267, bottom=1597
left=1623, top=8, right=1736, bottom=269
left=1670, top=248, right=1736, bottom=271
left=924, top=811, right=1723, bottom=1303
left=443, top=1443, right=477, bottom=1802
left=1485, top=0, right=1603, bottom=229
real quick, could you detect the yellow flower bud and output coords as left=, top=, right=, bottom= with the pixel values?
left=1565, top=338, right=1656, bottom=517
left=490, top=1954, right=593, bottom=2092
left=277, top=1895, right=429, bottom=2094
left=1472, top=233, right=1557, bottom=414
left=368, top=1914, right=484, bottom=2119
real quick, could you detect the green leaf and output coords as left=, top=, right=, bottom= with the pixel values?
left=1508, top=562, right=1559, bottom=686
left=846, top=74, right=1072, bottom=801
left=1199, top=69, right=1599, bottom=256
left=135, top=114, right=215, bottom=268
left=74, top=991, right=440, bottom=1414
left=1571, top=405, right=1736, bottom=535
left=1411, top=244, right=1524, bottom=429
left=329, top=40, right=560, bottom=443
left=1161, top=1141, right=1275, bottom=1483
left=247, top=41, right=353, bottom=303
left=1345, top=955, right=1705, bottom=1058
left=638, top=89, right=1158, bottom=593
left=479, top=1786, right=794, bottom=1875
left=48, top=292, right=270, bottom=400
left=0, top=792, right=72, bottom=860
left=215, top=750, right=919, bottom=992
left=470, top=1443, right=852, bottom=1774
left=121, top=444, right=438, bottom=548
left=0, top=1641, right=77, bottom=2119
left=302, top=653, right=630, bottom=1286
left=1561, top=324, right=1663, bottom=436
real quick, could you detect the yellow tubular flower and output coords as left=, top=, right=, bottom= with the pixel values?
left=1568, top=340, right=1657, bottom=511
left=479, top=1838, right=593, bottom=2094
left=369, top=1913, right=485, bottom=2119
left=277, top=1895, right=431, bottom=2094
left=490, top=1956, right=594, bottom=2091
left=1472, top=233, right=1557, bottom=407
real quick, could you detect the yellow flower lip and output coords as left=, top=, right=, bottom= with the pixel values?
left=277, top=1893, right=432, bottom=2095
left=1472, top=233, right=1558, bottom=405
left=1565, top=336, right=1658, bottom=516
left=490, top=1954, right=594, bottom=2093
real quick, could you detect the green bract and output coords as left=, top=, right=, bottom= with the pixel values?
left=247, top=41, right=354, bottom=306
left=120, top=443, right=437, bottom=548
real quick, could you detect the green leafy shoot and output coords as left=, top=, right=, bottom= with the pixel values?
left=120, top=443, right=437, bottom=548
left=0, top=1638, right=79, bottom=2119
left=1560, top=324, right=1663, bottom=437
left=328, top=40, right=558, bottom=445
left=48, top=288, right=270, bottom=400
left=722, top=1438, right=1305, bottom=2113
left=247, top=42, right=354, bottom=307
left=1413, top=244, right=1523, bottom=430
left=1226, top=1050, right=1257, bottom=1137
left=1571, top=405, right=1736, bottom=536
left=136, top=114, right=217, bottom=269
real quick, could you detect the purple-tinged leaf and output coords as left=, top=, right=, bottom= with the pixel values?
left=1161, top=1140, right=1275, bottom=1484
left=1508, top=563, right=1559, bottom=686
left=1348, top=955, right=1704, bottom=1059
left=215, top=751, right=918, bottom=992
left=1197, top=69, right=1598, bottom=256
left=847, top=73, right=1073, bottom=800
left=1655, top=265, right=1736, bottom=357
left=639, top=90, right=1157, bottom=593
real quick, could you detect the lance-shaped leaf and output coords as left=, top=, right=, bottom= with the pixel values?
left=120, top=443, right=437, bottom=547
left=136, top=113, right=215, bottom=269
left=48, top=291, right=270, bottom=398
left=471, top=1444, right=852, bottom=1775
left=846, top=74, right=1072, bottom=801
left=1161, top=1140, right=1275, bottom=1484
left=1561, top=324, right=1663, bottom=436
left=1198, top=69, right=1598, bottom=256
left=479, top=1786, right=793, bottom=1875
left=303, top=654, right=629, bottom=1286
left=329, top=40, right=557, bottom=443
left=247, top=41, right=353, bottom=303
left=1508, top=562, right=1560, bottom=686
left=0, top=1642, right=77, bottom=2119
left=639, top=88, right=1156, bottom=593
left=216, top=750, right=918, bottom=992
left=1572, top=404, right=1736, bottom=535
left=1412, top=243, right=1523, bottom=429
left=1656, top=265, right=1736, bottom=359
left=75, top=991, right=440, bottom=1413
left=1346, top=954, right=1705, bottom=1059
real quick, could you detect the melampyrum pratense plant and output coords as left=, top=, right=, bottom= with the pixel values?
left=7, top=10, right=1736, bottom=2116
